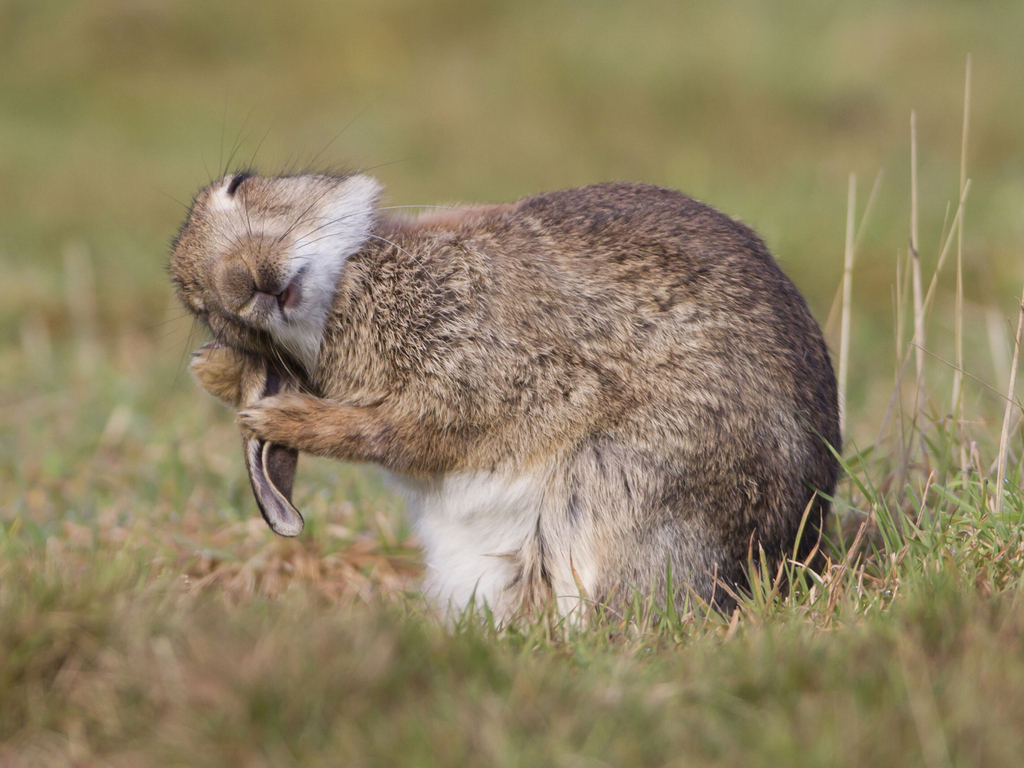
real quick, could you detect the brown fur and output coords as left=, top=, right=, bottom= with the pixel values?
left=173, top=176, right=841, bottom=615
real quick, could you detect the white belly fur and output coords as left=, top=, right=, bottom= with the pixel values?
left=389, top=467, right=578, bottom=617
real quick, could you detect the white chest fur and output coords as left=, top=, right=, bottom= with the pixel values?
left=390, top=469, right=551, bottom=616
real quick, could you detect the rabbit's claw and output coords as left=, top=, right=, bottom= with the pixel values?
left=236, top=393, right=317, bottom=449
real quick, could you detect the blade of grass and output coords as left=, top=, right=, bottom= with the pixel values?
left=953, top=55, right=972, bottom=423
left=839, top=172, right=856, bottom=437
left=920, top=180, right=971, bottom=320
left=995, top=283, right=1024, bottom=518
left=910, top=111, right=925, bottom=402
left=825, top=168, right=882, bottom=341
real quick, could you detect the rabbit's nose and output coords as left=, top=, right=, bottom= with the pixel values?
left=215, top=259, right=257, bottom=313
left=251, top=290, right=280, bottom=315
left=251, top=274, right=301, bottom=316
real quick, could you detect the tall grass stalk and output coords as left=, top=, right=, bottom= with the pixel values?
left=910, top=111, right=925, bottom=403
left=839, top=173, right=856, bottom=437
left=921, top=181, right=971, bottom=321
left=952, top=55, right=972, bottom=419
left=835, top=169, right=881, bottom=437
left=995, top=284, right=1024, bottom=517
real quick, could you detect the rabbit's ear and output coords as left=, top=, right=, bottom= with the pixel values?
left=238, top=353, right=304, bottom=536
left=243, top=435, right=304, bottom=537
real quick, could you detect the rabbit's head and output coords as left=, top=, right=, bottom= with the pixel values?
left=171, top=173, right=381, bottom=371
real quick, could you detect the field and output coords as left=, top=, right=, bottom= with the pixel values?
left=2, top=1, right=1024, bottom=765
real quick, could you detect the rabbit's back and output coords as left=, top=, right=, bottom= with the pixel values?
left=358, top=183, right=837, bottom=465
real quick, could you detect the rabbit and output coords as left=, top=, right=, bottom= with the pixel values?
left=172, top=171, right=841, bottom=619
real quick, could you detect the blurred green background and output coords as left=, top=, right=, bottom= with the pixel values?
left=1, top=0, right=1023, bottom=470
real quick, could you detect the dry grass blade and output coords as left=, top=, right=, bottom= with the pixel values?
left=824, top=169, right=881, bottom=338
left=910, top=111, right=925, bottom=399
left=829, top=167, right=881, bottom=428
left=953, top=54, right=972, bottom=418
left=921, top=180, right=971, bottom=320
left=839, top=173, right=856, bottom=436
left=854, top=169, right=884, bottom=252
left=994, top=283, right=1024, bottom=517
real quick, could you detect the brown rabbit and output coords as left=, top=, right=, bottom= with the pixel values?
left=172, top=172, right=840, bottom=618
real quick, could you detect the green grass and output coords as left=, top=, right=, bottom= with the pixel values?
left=3, top=1, right=1024, bottom=765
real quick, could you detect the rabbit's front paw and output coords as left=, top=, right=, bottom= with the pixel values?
left=190, top=342, right=247, bottom=406
left=237, top=393, right=319, bottom=448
